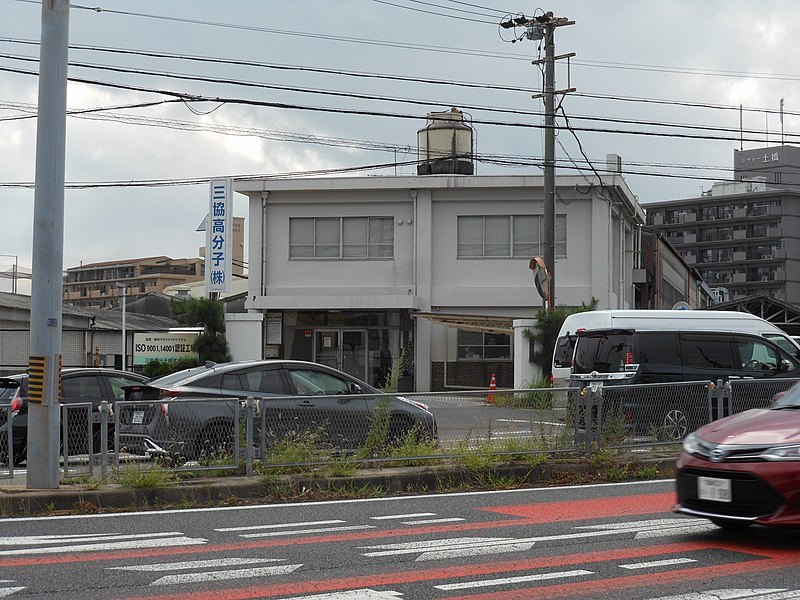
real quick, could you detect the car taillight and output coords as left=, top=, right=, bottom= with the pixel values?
left=159, top=389, right=180, bottom=400
left=160, top=403, right=169, bottom=416
left=549, top=372, right=554, bottom=387
left=10, top=397, right=22, bottom=415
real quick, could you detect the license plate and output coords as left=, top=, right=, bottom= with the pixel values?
left=698, top=476, right=732, bottom=502
left=132, top=410, right=144, bottom=425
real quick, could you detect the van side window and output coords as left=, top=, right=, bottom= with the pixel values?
left=637, top=332, right=681, bottom=365
left=681, top=335, right=735, bottom=370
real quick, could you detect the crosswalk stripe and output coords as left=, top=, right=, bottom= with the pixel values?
left=434, top=569, right=593, bottom=591
left=240, top=525, right=374, bottom=538
left=110, top=558, right=279, bottom=571
left=216, top=520, right=345, bottom=532
left=151, top=564, right=302, bottom=586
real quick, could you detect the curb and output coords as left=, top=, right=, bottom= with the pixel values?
left=0, top=457, right=678, bottom=517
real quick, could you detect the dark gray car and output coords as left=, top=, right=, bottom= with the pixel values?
left=119, top=359, right=437, bottom=459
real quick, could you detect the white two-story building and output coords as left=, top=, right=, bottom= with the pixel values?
left=234, top=160, right=644, bottom=391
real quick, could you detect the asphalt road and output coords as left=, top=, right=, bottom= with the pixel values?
left=1, top=479, right=799, bottom=599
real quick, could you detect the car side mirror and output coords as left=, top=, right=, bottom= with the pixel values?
left=349, top=383, right=362, bottom=394
left=780, top=359, right=793, bottom=372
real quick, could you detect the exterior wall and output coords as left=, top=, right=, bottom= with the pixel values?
left=225, top=313, right=263, bottom=361
left=734, top=145, right=800, bottom=189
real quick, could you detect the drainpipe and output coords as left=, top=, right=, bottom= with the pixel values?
left=411, top=189, right=418, bottom=297
left=261, top=189, right=269, bottom=297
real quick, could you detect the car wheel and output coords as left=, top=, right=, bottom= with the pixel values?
left=710, top=517, right=752, bottom=530
left=195, top=421, right=234, bottom=464
left=661, top=409, right=689, bottom=441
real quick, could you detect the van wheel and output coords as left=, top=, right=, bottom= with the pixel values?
left=662, top=409, right=689, bottom=441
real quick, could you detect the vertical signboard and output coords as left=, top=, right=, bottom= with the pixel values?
left=206, top=178, right=233, bottom=293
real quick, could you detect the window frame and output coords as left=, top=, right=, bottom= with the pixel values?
left=289, top=216, right=394, bottom=260
left=457, top=214, right=566, bottom=259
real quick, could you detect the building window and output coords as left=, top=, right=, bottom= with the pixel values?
left=457, top=330, right=512, bottom=360
left=457, top=215, right=566, bottom=258
left=289, top=217, right=394, bottom=259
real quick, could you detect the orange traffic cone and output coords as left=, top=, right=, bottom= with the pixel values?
left=485, top=373, right=497, bottom=404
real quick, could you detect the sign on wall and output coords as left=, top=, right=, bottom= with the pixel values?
left=206, top=178, right=233, bottom=293
left=133, top=332, right=199, bottom=366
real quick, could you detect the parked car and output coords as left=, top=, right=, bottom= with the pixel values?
left=570, top=329, right=800, bottom=440
left=0, top=368, right=149, bottom=465
left=119, top=359, right=437, bottom=460
left=675, top=381, right=800, bottom=529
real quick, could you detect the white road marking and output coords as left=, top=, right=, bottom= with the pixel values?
left=241, top=525, right=375, bottom=538
left=0, top=587, right=25, bottom=597
left=434, top=569, right=593, bottom=590
left=370, top=513, right=436, bottom=520
left=215, top=520, right=346, bottom=532
left=400, top=518, right=465, bottom=525
left=110, top=558, right=278, bottom=571
left=275, top=590, right=403, bottom=599
left=619, top=557, right=698, bottom=569
left=0, top=535, right=205, bottom=556
left=151, top=564, right=302, bottom=586
left=574, top=517, right=719, bottom=539
left=362, top=529, right=633, bottom=561
left=646, top=590, right=797, bottom=600
left=0, top=532, right=186, bottom=546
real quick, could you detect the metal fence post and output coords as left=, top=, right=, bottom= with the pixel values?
left=61, top=405, right=69, bottom=478
left=245, top=396, right=255, bottom=477
left=99, top=400, right=109, bottom=483
left=715, top=379, right=725, bottom=420
left=259, top=398, right=266, bottom=467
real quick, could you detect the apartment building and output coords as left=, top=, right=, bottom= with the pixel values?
left=645, top=180, right=800, bottom=303
left=63, top=256, right=204, bottom=308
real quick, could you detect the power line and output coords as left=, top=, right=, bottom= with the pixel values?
left=1, top=38, right=795, bottom=119
left=2, top=59, right=796, bottom=144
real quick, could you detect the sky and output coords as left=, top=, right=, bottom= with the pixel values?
left=1, top=0, right=798, bottom=294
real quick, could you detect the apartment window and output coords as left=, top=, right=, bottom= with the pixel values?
left=457, top=330, right=511, bottom=360
left=289, top=217, right=394, bottom=259
left=457, top=215, right=566, bottom=258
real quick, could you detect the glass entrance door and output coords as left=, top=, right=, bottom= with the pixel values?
left=313, top=329, right=368, bottom=381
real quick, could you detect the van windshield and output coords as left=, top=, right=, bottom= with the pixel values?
left=573, top=333, right=631, bottom=374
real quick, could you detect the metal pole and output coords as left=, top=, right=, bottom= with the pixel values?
left=27, top=0, right=69, bottom=489
left=121, top=287, right=127, bottom=370
left=542, top=20, right=556, bottom=308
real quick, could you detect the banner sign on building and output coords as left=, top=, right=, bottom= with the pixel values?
left=206, top=178, right=233, bottom=293
left=133, top=332, right=199, bottom=366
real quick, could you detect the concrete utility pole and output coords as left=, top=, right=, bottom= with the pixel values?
left=28, top=0, right=70, bottom=489
left=501, top=12, right=574, bottom=309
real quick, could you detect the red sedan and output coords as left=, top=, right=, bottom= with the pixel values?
left=674, top=383, right=800, bottom=529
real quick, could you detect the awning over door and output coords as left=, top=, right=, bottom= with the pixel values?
left=412, top=312, right=515, bottom=334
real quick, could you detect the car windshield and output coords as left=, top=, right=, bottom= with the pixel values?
left=573, top=333, right=631, bottom=374
left=772, top=383, right=800, bottom=409
left=0, top=376, right=22, bottom=400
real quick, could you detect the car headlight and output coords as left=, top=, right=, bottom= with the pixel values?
left=396, top=396, right=429, bottom=411
left=682, top=432, right=702, bottom=455
left=761, top=444, right=800, bottom=461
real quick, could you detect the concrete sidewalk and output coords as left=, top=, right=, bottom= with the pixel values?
left=0, top=454, right=678, bottom=517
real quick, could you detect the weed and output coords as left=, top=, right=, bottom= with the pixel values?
left=116, top=463, right=174, bottom=488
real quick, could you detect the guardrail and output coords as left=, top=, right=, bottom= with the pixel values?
left=2, top=379, right=796, bottom=482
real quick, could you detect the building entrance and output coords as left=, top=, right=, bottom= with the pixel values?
left=313, top=329, right=368, bottom=381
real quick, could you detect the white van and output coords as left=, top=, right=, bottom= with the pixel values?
left=551, top=309, right=800, bottom=388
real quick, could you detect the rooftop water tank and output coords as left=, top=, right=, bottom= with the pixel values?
left=417, top=108, right=474, bottom=175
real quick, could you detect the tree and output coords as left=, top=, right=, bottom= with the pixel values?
left=527, top=298, right=598, bottom=379
left=171, top=297, right=232, bottom=364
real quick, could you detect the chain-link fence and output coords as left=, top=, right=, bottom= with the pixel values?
left=4, top=378, right=796, bottom=482
left=0, top=403, right=13, bottom=479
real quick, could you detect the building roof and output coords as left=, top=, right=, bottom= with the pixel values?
left=0, top=291, right=179, bottom=331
